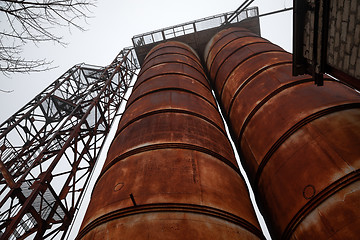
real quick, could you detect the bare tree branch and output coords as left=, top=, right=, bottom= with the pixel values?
left=0, top=89, right=14, bottom=93
left=0, top=0, right=96, bottom=76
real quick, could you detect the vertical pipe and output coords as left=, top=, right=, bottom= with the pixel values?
left=205, top=27, right=360, bottom=239
left=77, top=41, right=264, bottom=239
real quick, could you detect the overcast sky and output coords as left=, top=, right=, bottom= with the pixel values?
left=0, top=1, right=293, bottom=239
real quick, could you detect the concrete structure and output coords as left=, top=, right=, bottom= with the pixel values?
left=293, top=0, right=360, bottom=89
left=327, top=0, right=360, bottom=79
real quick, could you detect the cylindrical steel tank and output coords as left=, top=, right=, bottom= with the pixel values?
left=77, top=41, right=264, bottom=239
left=205, top=27, right=360, bottom=240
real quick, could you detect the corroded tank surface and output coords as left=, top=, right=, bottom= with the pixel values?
left=77, top=41, right=264, bottom=239
left=205, top=27, right=360, bottom=239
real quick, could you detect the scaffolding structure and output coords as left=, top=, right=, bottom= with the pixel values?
left=0, top=48, right=139, bottom=239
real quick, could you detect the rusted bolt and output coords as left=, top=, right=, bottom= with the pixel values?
left=303, top=185, right=316, bottom=200
left=114, top=183, right=124, bottom=191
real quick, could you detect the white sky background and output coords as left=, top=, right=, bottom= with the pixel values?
left=0, top=0, right=293, bottom=239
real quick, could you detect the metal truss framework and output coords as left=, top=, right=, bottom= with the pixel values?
left=0, top=48, right=139, bottom=239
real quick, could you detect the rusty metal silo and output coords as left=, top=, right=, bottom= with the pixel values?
left=77, top=41, right=264, bottom=239
left=205, top=27, right=360, bottom=240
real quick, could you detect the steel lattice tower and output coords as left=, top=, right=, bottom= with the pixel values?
left=0, top=48, right=139, bottom=239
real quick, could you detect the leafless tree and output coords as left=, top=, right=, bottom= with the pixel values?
left=0, top=0, right=96, bottom=76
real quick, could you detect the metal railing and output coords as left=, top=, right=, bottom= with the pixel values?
left=132, top=7, right=259, bottom=47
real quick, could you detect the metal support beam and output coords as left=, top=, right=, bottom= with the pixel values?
left=223, top=0, right=255, bottom=25
left=0, top=48, right=139, bottom=239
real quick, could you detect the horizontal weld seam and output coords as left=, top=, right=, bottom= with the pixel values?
left=205, top=29, right=254, bottom=65
left=254, top=103, right=360, bottom=191
left=77, top=203, right=265, bottom=240
left=144, top=45, right=199, bottom=65
left=137, top=60, right=208, bottom=84
left=214, top=49, right=286, bottom=92
left=97, top=143, right=241, bottom=187
left=124, top=88, right=218, bottom=120
left=142, top=52, right=202, bottom=71
left=142, top=52, right=202, bottom=73
left=236, top=77, right=320, bottom=141
left=133, top=72, right=211, bottom=92
left=281, top=170, right=360, bottom=240
left=126, top=87, right=216, bottom=110
left=225, top=60, right=293, bottom=115
left=116, top=108, right=227, bottom=139
left=208, top=36, right=266, bottom=76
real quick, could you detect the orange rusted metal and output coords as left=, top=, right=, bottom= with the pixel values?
left=205, top=27, right=360, bottom=240
left=77, top=41, right=264, bottom=239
